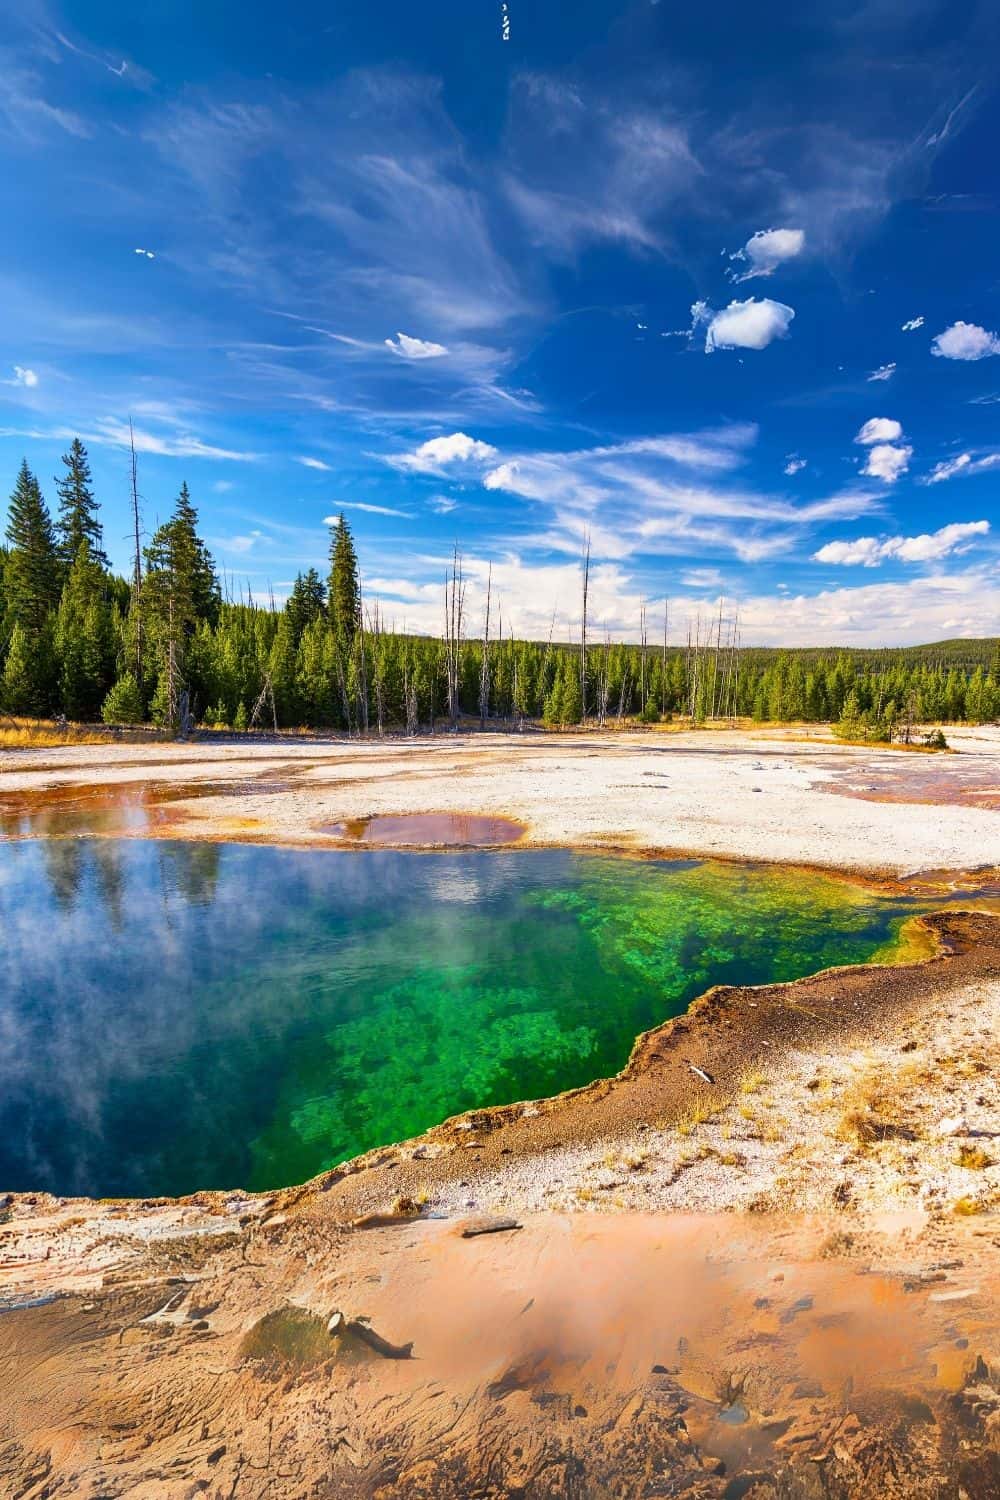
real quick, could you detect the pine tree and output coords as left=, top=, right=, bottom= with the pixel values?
left=543, top=675, right=563, bottom=726
left=101, top=672, right=144, bottom=724
left=286, top=568, right=327, bottom=644
left=55, top=439, right=108, bottom=569
left=173, top=482, right=221, bottom=627
left=560, top=659, right=583, bottom=724
left=55, top=540, right=114, bottom=719
left=143, top=483, right=220, bottom=720
left=2, top=624, right=36, bottom=713
left=5, top=460, right=60, bottom=634
left=328, top=514, right=360, bottom=646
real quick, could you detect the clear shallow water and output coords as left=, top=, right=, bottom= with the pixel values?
left=0, top=840, right=936, bottom=1199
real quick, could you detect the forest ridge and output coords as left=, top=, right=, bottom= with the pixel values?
left=2, top=442, right=998, bottom=736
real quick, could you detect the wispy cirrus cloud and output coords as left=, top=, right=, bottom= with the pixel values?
left=480, top=425, right=877, bottom=565
left=502, top=74, right=702, bottom=259
left=923, top=451, right=1000, bottom=484
left=324, top=502, right=412, bottom=519
left=0, top=417, right=259, bottom=463
left=49, top=27, right=155, bottom=91
left=0, top=54, right=93, bottom=142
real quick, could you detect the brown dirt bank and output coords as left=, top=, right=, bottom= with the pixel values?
left=310, top=910, right=999, bottom=1218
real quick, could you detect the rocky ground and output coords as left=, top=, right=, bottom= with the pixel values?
left=1, top=727, right=999, bottom=1496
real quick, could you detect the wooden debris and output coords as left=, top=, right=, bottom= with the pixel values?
left=460, top=1216, right=522, bottom=1238
left=687, top=1062, right=715, bottom=1085
left=327, top=1309, right=413, bottom=1359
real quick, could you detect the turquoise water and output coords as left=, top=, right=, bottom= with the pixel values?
left=0, top=840, right=933, bottom=1198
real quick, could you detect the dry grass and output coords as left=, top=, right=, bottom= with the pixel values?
left=675, top=1095, right=721, bottom=1136
left=0, top=717, right=161, bottom=750
left=954, top=1144, right=993, bottom=1171
left=739, top=1068, right=767, bottom=1097
left=603, top=1149, right=648, bottom=1173
left=834, top=1062, right=923, bottom=1149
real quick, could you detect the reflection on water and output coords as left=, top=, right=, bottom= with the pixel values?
left=0, top=779, right=291, bottom=840
left=324, top=812, right=526, bottom=846
left=0, top=841, right=943, bottom=1199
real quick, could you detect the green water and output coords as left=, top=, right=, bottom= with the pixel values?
left=0, top=840, right=937, bottom=1198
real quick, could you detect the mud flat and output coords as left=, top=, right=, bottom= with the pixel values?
left=1, top=728, right=1000, bottom=1494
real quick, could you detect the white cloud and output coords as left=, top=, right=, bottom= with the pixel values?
left=386, top=431, right=498, bottom=473
left=814, top=520, right=988, bottom=567
left=429, top=495, right=458, bottom=513
left=680, top=567, right=724, bottom=589
left=698, top=297, right=795, bottom=352
left=339, top=556, right=1000, bottom=648
left=218, top=529, right=264, bottom=554
left=727, top=227, right=805, bottom=282
left=134, top=247, right=155, bottom=259
left=931, top=321, right=1000, bottom=361
left=855, top=417, right=903, bottom=445
left=901, top=316, right=924, bottom=332
left=384, top=331, right=449, bottom=359
left=10, top=366, right=38, bottom=388
left=297, top=456, right=333, bottom=471
left=323, top=503, right=411, bottom=519
left=784, top=456, right=806, bottom=476
left=861, top=443, right=911, bottom=483
left=813, top=536, right=884, bottom=567
left=867, top=362, right=896, bottom=382
left=212, top=480, right=235, bottom=493
left=924, top=452, right=1000, bottom=484
left=853, top=416, right=911, bottom=483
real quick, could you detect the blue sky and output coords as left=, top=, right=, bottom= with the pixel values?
left=1, top=0, right=999, bottom=644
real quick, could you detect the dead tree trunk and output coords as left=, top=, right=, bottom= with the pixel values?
left=580, top=534, right=590, bottom=724
left=128, top=418, right=143, bottom=688
left=444, top=547, right=465, bottom=729
left=248, top=673, right=279, bottom=733
left=479, top=563, right=492, bottom=729
left=660, top=598, right=669, bottom=718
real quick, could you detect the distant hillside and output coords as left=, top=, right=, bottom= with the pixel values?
left=728, top=639, right=1000, bottom=672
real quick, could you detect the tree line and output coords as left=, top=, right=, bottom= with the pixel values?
left=1, top=442, right=998, bottom=736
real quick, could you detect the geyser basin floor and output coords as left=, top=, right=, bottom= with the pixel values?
left=0, top=838, right=973, bottom=1200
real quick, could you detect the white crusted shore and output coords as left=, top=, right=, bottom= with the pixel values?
left=3, top=723, right=1000, bottom=876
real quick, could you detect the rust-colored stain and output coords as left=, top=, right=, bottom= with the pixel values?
left=323, top=811, right=527, bottom=846
left=817, top=756, right=1000, bottom=811
left=0, top=778, right=291, bottom=839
